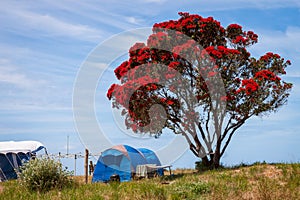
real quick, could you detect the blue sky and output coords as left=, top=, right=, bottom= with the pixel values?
left=1, top=0, right=300, bottom=174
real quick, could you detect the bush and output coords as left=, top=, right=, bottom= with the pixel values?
left=195, top=161, right=212, bottom=172
left=195, top=161, right=225, bottom=172
left=18, top=158, right=75, bottom=192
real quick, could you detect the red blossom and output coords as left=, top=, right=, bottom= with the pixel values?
left=169, top=61, right=180, bottom=69
left=260, top=52, right=281, bottom=61
left=232, top=35, right=249, bottom=45
left=107, top=84, right=117, bottom=99
left=228, top=24, right=242, bottom=29
left=255, top=70, right=281, bottom=82
left=167, top=100, right=175, bottom=105
left=205, top=46, right=240, bottom=59
left=146, top=83, right=158, bottom=91
left=173, top=40, right=196, bottom=56
left=114, top=61, right=129, bottom=79
left=129, top=43, right=146, bottom=56
left=246, top=31, right=258, bottom=43
left=147, top=32, right=168, bottom=47
left=238, top=79, right=259, bottom=95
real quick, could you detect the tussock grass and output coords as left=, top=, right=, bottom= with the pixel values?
left=0, top=163, right=299, bottom=200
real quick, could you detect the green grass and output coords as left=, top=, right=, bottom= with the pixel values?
left=0, top=163, right=299, bottom=200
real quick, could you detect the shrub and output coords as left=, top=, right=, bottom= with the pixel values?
left=195, top=161, right=225, bottom=172
left=18, top=158, right=75, bottom=192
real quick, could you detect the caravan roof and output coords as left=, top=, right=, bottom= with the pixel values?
left=0, top=141, right=45, bottom=154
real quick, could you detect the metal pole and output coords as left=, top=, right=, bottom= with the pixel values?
left=74, top=154, right=77, bottom=176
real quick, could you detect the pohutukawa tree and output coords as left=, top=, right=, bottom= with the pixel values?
left=107, top=12, right=292, bottom=168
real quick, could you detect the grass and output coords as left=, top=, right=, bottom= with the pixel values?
left=0, top=163, right=299, bottom=200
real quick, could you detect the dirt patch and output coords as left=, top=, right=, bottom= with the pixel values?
left=260, top=165, right=282, bottom=179
left=0, top=184, right=3, bottom=194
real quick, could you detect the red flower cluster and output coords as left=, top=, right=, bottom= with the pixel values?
left=107, top=84, right=117, bottom=100
left=161, top=98, right=175, bottom=105
left=173, top=40, right=196, bottom=57
left=153, top=12, right=225, bottom=37
left=114, top=61, right=129, bottom=80
left=246, top=31, right=258, bottom=43
left=169, top=61, right=180, bottom=69
left=137, top=47, right=151, bottom=63
left=205, top=45, right=240, bottom=59
left=237, top=79, right=259, bottom=95
left=227, top=24, right=258, bottom=46
left=260, top=52, right=280, bottom=61
left=232, top=35, right=248, bottom=45
left=147, top=32, right=168, bottom=47
left=227, top=24, right=242, bottom=30
left=129, top=43, right=146, bottom=56
left=255, top=70, right=281, bottom=82
left=145, top=83, right=158, bottom=91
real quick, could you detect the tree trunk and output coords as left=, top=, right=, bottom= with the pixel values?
left=198, top=152, right=221, bottom=171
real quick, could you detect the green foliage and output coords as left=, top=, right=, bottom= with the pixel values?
left=195, top=161, right=211, bottom=172
left=18, top=158, right=75, bottom=192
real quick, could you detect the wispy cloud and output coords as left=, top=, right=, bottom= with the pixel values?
left=19, top=12, right=102, bottom=41
left=31, top=1, right=148, bottom=31
left=0, top=2, right=102, bottom=42
left=0, top=59, right=46, bottom=89
left=253, top=26, right=300, bottom=54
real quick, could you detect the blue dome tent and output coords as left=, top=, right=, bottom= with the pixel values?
left=92, top=145, right=164, bottom=182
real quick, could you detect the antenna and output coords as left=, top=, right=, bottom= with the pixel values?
left=67, top=135, right=69, bottom=155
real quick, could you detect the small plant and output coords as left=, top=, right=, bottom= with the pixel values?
left=172, top=182, right=211, bottom=199
left=18, top=158, right=75, bottom=192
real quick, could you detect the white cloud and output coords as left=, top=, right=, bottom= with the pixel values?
left=26, top=1, right=148, bottom=32
left=20, top=12, right=102, bottom=41
left=125, top=17, right=143, bottom=25
left=0, top=59, right=46, bottom=89
left=0, top=3, right=102, bottom=42
left=254, top=26, right=300, bottom=53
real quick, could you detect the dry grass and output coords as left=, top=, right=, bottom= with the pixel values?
left=0, top=163, right=299, bottom=200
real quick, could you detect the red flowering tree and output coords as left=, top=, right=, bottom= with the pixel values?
left=107, top=12, right=292, bottom=168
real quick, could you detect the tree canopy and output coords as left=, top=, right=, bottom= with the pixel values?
left=107, top=12, right=292, bottom=168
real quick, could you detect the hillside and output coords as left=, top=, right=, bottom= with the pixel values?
left=0, top=163, right=299, bottom=200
